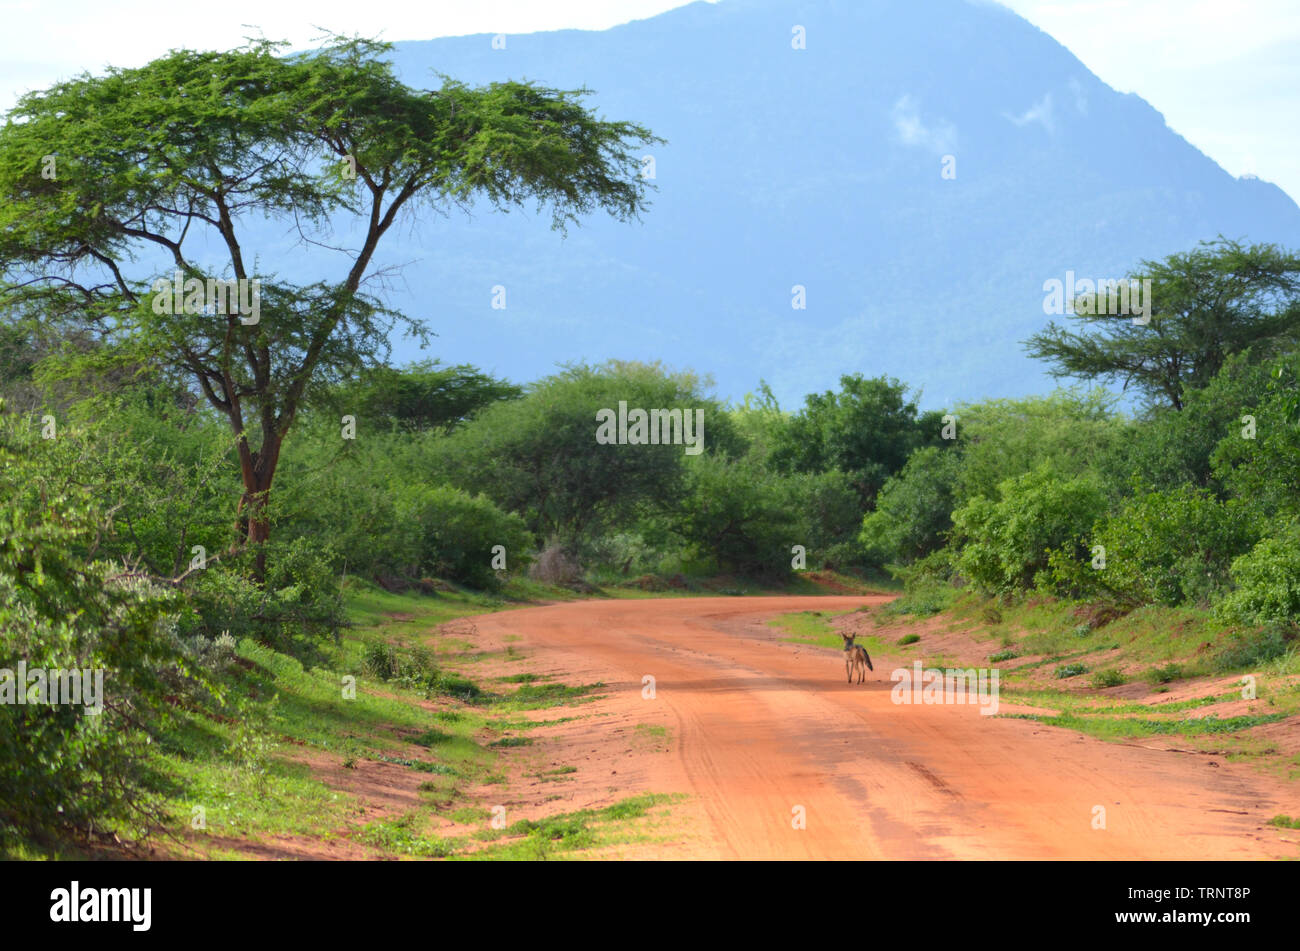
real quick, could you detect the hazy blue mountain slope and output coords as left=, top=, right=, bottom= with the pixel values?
left=264, top=0, right=1300, bottom=408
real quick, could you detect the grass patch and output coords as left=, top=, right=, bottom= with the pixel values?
left=493, top=681, right=604, bottom=710
left=459, top=794, right=675, bottom=861
left=411, top=729, right=454, bottom=747
left=633, top=723, right=671, bottom=752
left=358, top=813, right=458, bottom=858
left=880, top=583, right=957, bottom=619
left=768, top=610, right=839, bottom=647
left=768, top=610, right=886, bottom=655
left=1002, top=711, right=1286, bottom=741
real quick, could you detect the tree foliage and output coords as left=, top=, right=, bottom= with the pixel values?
left=317, top=360, right=521, bottom=433
left=950, top=465, right=1109, bottom=594
left=0, top=36, right=660, bottom=578
left=768, top=374, right=940, bottom=505
left=1025, top=238, right=1300, bottom=409
left=433, top=362, right=723, bottom=549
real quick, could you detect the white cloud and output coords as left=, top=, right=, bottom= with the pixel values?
left=891, top=95, right=958, bottom=155
left=1068, top=77, right=1088, bottom=115
left=1003, top=92, right=1056, bottom=133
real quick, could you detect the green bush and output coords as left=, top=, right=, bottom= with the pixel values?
left=882, top=582, right=956, bottom=618
left=1123, top=354, right=1275, bottom=494
left=1210, top=624, right=1294, bottom=672
left=401, top=484, right=533, bottom=591
left=1053, top=486, right=1258, bottom=608
left=950, top=465, right=1108, bottom=594
left=276, top=428, right=532, bottom=591
left=0, top=412, right=189, bottom=848
left=1090, top=669, right=1125, bottom=689
left=672, top=454, right=802, bottom=577
left=1213, top=352, right=1300, bottom=523
left=1216, top=523, right=1300, bottom=624
left=1144, top=663, right=1183, bottom=685
left=793, top=468, right=870, bottom=569
left=767, top=373, right=941, bottom=506
left=433, top=361, right=729, bottom=545
left=951, top=390, right=1128, bottom=503
left=859, top=446, right=961, bottom=567
left=179, top=536, right=345, bottom=643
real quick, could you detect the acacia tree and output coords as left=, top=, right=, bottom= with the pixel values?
left=1024, top=238, right=1300, bottom=410
left=0, top=37, right=660, bottom=579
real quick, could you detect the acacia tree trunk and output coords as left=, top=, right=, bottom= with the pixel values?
left=236, top=429, right=283, bottom=585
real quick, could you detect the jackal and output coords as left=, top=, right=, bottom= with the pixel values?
left=840, top=632, right=873, bottom=684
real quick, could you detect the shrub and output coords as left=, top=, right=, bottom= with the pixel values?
left=1210, top=623, right=1295, bottom=672
left=1144, top=663, right=1183, bottom=685
left=795, top=469, right=870, bottom=569
left=179, top=536, right=345, bottom=643
left=401, top=484, right=533, bottom=590
left=362, top=642, right=439, bottom=685
left=767, top=373, right=939, bottom=506
left=1090, top=669, right=1125, bottom=689
left=950, top=465, right=1108, bottom=594
left=276, top=427, right=532, bottom=591
left=859, top=447, right=961, bottom=567
left=952, top=390, right=1128, bottom=503
left=1, top=413, right=189, bottom=847
left=883, top=582, right=955, bottom=618
left=433, top=361, right=717, bottom=544
left=672, top=455, right=803, bottom=577
left=1056, top=486, right=1258, bottom=608
left=1215, top=522, right=1300, bottom=624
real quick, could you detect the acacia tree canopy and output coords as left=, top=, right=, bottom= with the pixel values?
left=1024, top=238, right=1300, bottom=410
left=0, top=36, right=661, bottom=578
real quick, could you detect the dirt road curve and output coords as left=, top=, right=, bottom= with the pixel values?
left=475, top=596, right=1299, bottom=859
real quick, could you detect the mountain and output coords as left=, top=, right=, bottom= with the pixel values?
left=282, top=0, right=1300, bottom=408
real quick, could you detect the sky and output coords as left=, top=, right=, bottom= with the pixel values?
left=1, top=0, right=1297, bottom=201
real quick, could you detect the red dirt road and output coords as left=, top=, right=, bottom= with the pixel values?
left=474, top=596, right=1300, bottom=860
